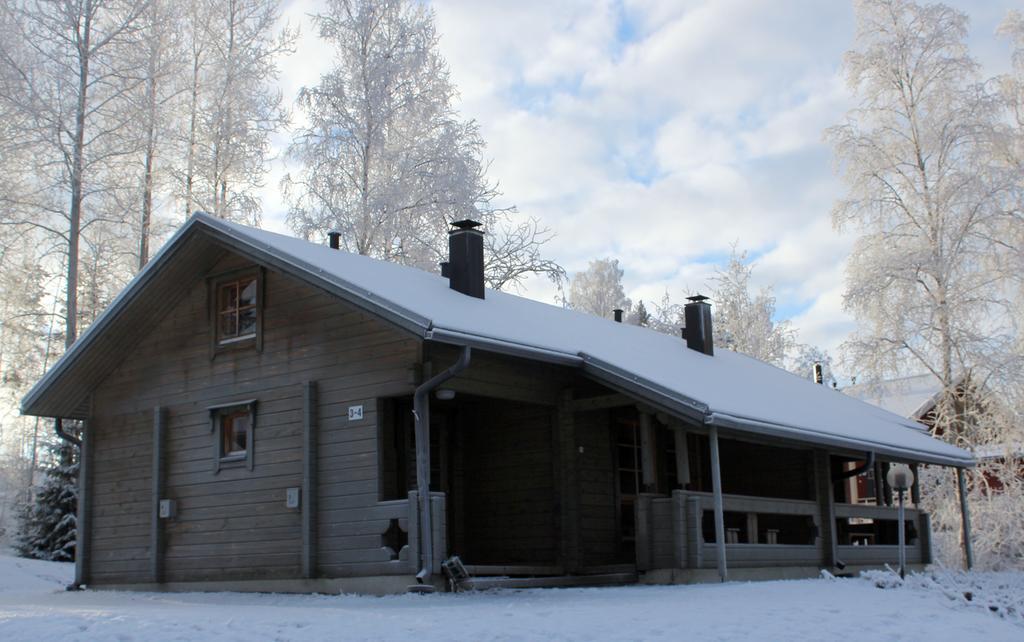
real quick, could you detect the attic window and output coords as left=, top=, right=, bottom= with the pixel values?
left=218, top=276, right=258, bottom=343
left=208, top=267, right=263, bottom=352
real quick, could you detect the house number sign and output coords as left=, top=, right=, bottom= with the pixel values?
left=348, top=405, right=364, bottom=421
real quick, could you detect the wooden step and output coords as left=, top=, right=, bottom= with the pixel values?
left=460, top=572, right=638, bottom=591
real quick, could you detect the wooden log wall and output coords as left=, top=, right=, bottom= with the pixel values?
left=88, top=253, right=419, bottom=584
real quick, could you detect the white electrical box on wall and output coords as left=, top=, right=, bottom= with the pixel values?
left=348, top=405, right=364, bottom=421
left=158, top=499, right=176, bottom=519
left=286, top=487, right=301, bottom=509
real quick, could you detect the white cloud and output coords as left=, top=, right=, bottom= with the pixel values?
left=266, top=0, right=1019, bottom=355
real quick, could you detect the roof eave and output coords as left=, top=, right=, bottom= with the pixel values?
left=706, top=411, right=974, bottom=468
left=20, top=220, right=209, bottom=418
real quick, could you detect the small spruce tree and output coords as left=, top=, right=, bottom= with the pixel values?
left=16, top=440, right=78, bottom=562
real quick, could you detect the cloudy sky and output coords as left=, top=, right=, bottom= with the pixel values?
left=262, top=0, right=1017, bottom=357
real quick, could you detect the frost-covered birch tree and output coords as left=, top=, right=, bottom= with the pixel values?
left=709, top=249, right=794, bottom=366
left=284, top=0, right=561, bottom=289
left=829, top=0, right=1024, bottom=569
left=174, top=0, right=292, bottom=224
left=827, top=0, right=1023, bottom=413
left=129, top=0, right=184, bottom=269
left=0, top=0, right=149, bottom=348
left=828, top=0, right=1019, bottom=389
left=995, top=10, right=1024, bottom=315
left=568, top=258, right=631, bottom=319
left=995, top=10, right=1024, bottom=184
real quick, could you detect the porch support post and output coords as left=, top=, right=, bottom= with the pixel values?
left=814, top=450, right=837, bottom=569
left=708, top=426, right=727, bottom=582
left=956, top=467, right=974, bottom=570
left=150, top=407, right=166, bottom=584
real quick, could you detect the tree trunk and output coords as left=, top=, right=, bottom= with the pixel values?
left=139, top=47, right=158, bottom=271
left=185, top=42, right=201, bottom=220
left=67, top=2, right=94, bottom=349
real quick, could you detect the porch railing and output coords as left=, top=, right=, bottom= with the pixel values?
left=637, top=490, right=930, bottom=572
left=834, top=501, right=930, bottom=566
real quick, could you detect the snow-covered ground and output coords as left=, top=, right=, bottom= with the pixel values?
left=0, top=554, right=1021, bottom=641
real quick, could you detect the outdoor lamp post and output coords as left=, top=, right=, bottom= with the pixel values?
left=886, top=463, right=915, bottom=579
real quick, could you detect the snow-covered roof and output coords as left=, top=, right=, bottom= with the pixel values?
left=843, top=374, right=945, bottom=421
left=22, top=213, right=974, bottom=467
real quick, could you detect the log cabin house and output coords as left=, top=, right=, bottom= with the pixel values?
left=21, top=213, right=975, bottom=593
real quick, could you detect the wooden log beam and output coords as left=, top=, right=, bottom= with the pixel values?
left=685, top=494, right=702, bottom=569
left=635, top=494, right=653, bottom=571
left=150, top=406, right=166, bottom=583
left=302, top=381, right=318, bottom=579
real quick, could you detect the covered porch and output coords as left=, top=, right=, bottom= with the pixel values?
left=391, top=345, right=973, bottom=589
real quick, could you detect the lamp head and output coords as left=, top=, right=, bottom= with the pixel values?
left=886, top=463, right=914, bottom=491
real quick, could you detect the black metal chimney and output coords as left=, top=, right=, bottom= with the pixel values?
left=448, top=220, right=484, bottom=299
left=813, top=363, right=824, bottom=385
left=328, top=231, right=341, bottom=249
left=613, top=309, right=624, bottom=323
left=683, top=294, right=714, bottom=356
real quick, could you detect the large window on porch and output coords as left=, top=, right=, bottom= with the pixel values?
left=687, top=435, right=815, bottom=501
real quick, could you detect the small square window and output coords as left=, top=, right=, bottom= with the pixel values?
left=221, top=410, right=250, bottom=458
left=210, top=401, right=256, bottom=473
